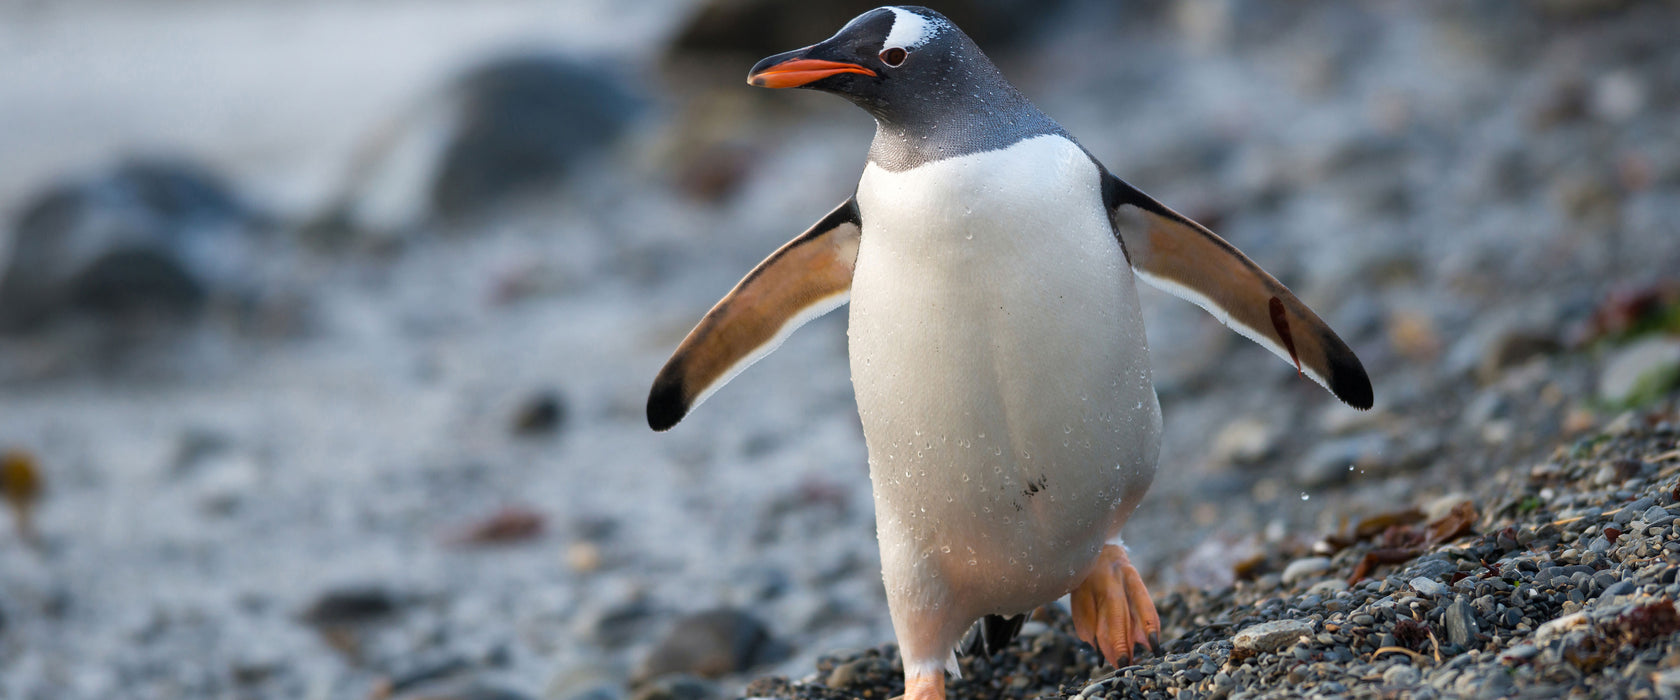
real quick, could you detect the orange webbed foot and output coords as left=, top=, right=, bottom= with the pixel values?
left=1070, top=543, right=1161, bottom=667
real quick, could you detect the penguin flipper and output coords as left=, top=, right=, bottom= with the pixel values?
left=647, top=197, right=862, bottom=431
left=1102, top=172, right=1373, bottom=410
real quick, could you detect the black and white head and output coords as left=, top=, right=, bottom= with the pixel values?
left=746, top=6, right=1058, bottom=169
left=748, top=7, right=1004, bottom=122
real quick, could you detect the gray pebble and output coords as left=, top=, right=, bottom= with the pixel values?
left=1445, top=598, right=1481, bottom=647
left=1232, top=619, right=1314, bottom=656
left=1602, top=580, right=1636, bottom=598
left=1382, top=664, right=1420, bottom=686
left=1501, top=607, right=1522, bottom=627
left=1408, top=558, right=1457, bottom=581
left=1410, top=577, right=1448, bottom=597
left=1282, top=557, right=1333, bottom=585
left=1628, top=496, right=1657, bottom=516
left=1310, top=579, right=1349, bottom=596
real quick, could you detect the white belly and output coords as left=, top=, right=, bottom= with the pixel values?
left=850, top=135, right=1161, bottom=625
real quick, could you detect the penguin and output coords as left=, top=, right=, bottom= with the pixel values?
left=647, top=7, right=1372, bottom=699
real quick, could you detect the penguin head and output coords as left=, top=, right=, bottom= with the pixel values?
left=747, top=6, right=981, bottom=121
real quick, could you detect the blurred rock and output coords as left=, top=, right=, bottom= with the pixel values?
left=1530, top=78, right=1589, bottom=129
left=1598, top=337, right=1680, bottom=407
left=1207, top=417, right=1278, bottom=467
left=735, top=565, right=790, bottom=601
left=627, top=675, right=716, bottom=700
left=572, top=513, right=621, bottom=542
left=547, top=653, right=629, bottom=700
left=633, top=608, right=786, bottom=683
left=432, top=57, right=639, bottom=218
left=171, top=426, right=236, bottom=476
left=1281, top=557, right=1332, bottom=585
left=584, top=595, right=661, bottom=649
left=1589, top=70, right=1646, bottom=124
left=394, top=680, right=533, bottom=700
left=1478, top=329, right=1561, bottom=383
left=1462, top=389, right=1509, bottom=429
left=325, top=53, right=641, bottom=235
left=1387, top=309, right=1442, bottom=362
left=299, top=586, right=402, bottom=627
left=512, top=390, right=566, bottom=437
left=384, top=655, right=472, bottom=695
left=1296, top=433, right=1391, bottom=487
left=667, top=0, right=1072, bottom=61
left=673, top=141, right=760, bottom=204
left=566, top=541, right=604, bottom=573
left=449, top=506, right=546, bottom=547
left=0, top=159, right=264, bottom=333
left=1559, top=176, right=1622, bottom=227
left=191, top=451, right=262, bottom=517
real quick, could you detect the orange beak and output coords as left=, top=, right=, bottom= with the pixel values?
left=748, top=58, right=877, bottom=88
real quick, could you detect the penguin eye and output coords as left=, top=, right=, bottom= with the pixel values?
left=879, top=47, right=908, bottom=68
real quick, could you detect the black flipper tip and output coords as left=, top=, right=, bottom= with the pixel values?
left=646, top=376, right=689, bottom=432
left=1326, top=341, right=1374, bottom=410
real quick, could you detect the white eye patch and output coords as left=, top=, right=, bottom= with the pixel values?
left=883, top=6, right=943, bottom=50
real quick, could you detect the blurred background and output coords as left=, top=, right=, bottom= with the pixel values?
left=1, top=0, right=1677, bottom=698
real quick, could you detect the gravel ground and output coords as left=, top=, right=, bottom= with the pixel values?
left=744, top=403, right=1680, bottom=699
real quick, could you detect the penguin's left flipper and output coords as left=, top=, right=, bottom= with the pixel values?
left=647, top=197, right=862, bottom=431
left=1103, top=172, right=1373, bottom=410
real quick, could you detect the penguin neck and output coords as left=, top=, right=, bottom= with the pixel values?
left=861, top=75, right=1064, bottom=173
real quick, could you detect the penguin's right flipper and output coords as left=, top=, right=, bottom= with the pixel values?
left=647, top=198, right=862, bottom=431
left=1103, top=172, right=1373, bottom=410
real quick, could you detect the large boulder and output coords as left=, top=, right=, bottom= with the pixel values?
left=0, top=159, right=265, bottom=333
left=325, top=53, right=642, bottom=234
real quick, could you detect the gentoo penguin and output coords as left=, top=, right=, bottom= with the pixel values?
left=647, top=7, right=1371, bottom=699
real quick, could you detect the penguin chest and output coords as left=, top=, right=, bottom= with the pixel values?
left=849, top=134, right=1162, bottom=613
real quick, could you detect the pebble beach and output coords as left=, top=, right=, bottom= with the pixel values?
left=1, top=2, right=1678, bottom=699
